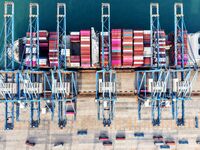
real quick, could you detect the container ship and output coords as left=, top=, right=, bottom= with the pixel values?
left=12, top=28, right=200, bottom=69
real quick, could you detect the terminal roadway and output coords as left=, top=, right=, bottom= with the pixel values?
left=0, top=96, right=200, bottom=150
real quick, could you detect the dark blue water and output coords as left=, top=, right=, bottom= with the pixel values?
left=0, top=0, right=200, bottom=40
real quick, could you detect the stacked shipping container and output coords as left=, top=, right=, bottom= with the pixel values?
left=25, top=32, right=37, bottom=67
left=91, top=27, right=99, bottom=67
left=80, top=30, right=91, bottom=68
left=111, top=29, right=122, bottom=67
left=49, top=32, right=58, bottom=67
left=168, top=33, right=175, bottom=66
left=100, top=32, right=109, bottom=67
left=177, top=31, right=188, bottom=66
left=39, top=30, right=48, bottom=67
left=122, top=29, right=133, bottom=66
left=70, top=32, right=80, bottom=67
left=133, top=31, right=144, bottom=67
left=143, top=30, right=151, bottom=66
left=63, top=35, right=71, bottom=67
left=153, top=30, right=166, bottom=67
left=22, top=29, right=186, bottom=69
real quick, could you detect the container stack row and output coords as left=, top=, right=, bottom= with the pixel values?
left=64, top=35, right=71, bottom=67
left=122, top=29, right=133, bottom=66
left=153, top=30, right=166, bottom=67
left=112, top=29, right=122, bottom=67
left=133, top=31, right=144, bottom=67
left=91, top=28, right=99, bottom=67
left=39, top=30, right=48, bottom=67
left=80, top=30, right=91, bottom=68
left=23, top=29, right=176, bottom=68
left=49, top=32, right=58, bottom=68
left=60, top=44, right=71, bottom=67
left=100, top=32, right=109, bottom=67
left=143, top=30, right=151, bottom=66
left=168, top=33, right=175, bottom=66
left=177, top=31, right=188, bottom=66
left=25, top=32, right=37, bottom=67
left=70, top=32, right=81, bottom=67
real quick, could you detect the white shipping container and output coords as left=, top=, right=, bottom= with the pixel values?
left=100, top=32, right=109, bottom=36
left=81, top=37, right=90, bottom=40
left=70, top=63, right=80, bottom=67
left=134, top=62, right=143, bottom=64
left=91, top=27, right=99, bottom=66
left=123, top=50, right=133, bottom=53
left=39, top=59, right=47, bottom=65
left=159, top=38, right=166, bottom=42
left=39, top=37, right=47, bottom=41
left=49, top=57, right=58, bottom=60
left=26, top=47, right=37, bottom=53
left=26, top=37, right=37, bottom=41
left=154, top=51, right=165, bottom=55
left=144, top=48, right=152, bottom=56
left=80, top=44, right=90, bottom=47
left=144, top=47, right=151, bottom=51
left=70, top=32, right=80, bottom=36
left=133, top=36, right=143, bottom=39
left=49, top=49, right=58, bottom=52
left=100, top=52, right=109, bottom=55
left=188, top=32, right=200, bottom=64
left=123, top=42, right=133, bottom=45
left=159, top=41, right=166, bottom=45
left=144, top=30, right=151, bottom=34
left=134, top=42, right=143, bottom=45
left=134, top=56, right=144, bottom=60
left=61, top=49, right=70, bottom=56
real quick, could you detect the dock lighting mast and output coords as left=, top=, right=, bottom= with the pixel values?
left=136, top=3, right=170, bottom=126
left=1, top=1, right=16, bottom=130
left=96, top=3, right=117, bottom=127
left=51, top=3, right=78, bottom=128
left=171, top=3, right=198, bottom=126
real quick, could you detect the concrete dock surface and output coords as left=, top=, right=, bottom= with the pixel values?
left=0, top=95, right=200, bottom=150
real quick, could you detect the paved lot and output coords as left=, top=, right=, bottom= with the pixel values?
left=0, top=96, right=200, bottom=150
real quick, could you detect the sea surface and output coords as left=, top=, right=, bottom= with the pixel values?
left=0, top=0, right=200, bottom=40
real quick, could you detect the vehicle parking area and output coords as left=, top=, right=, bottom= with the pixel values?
left=0, top=96, right=200, bottom=150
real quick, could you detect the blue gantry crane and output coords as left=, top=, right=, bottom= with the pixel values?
left=0, top=1, right=198, bottom=130
left=0, top=2, right=77, bottom=130
left=51, top=3, right=78, bottom=128
left=18, top=70, right=43, bottom=128
left=19, top=3, right=43, bottom=128
left=0, top=1, right=17, bottom=130
left=136, top=3, right=170, bottom=126
left=170, top=3, right=198, bottom=126
left=95, top=3, right=117, bottom=127
left=0, top=1, right=42, bottom=130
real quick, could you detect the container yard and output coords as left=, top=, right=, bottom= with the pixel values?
left=0, top=1, right=200, bottom=150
